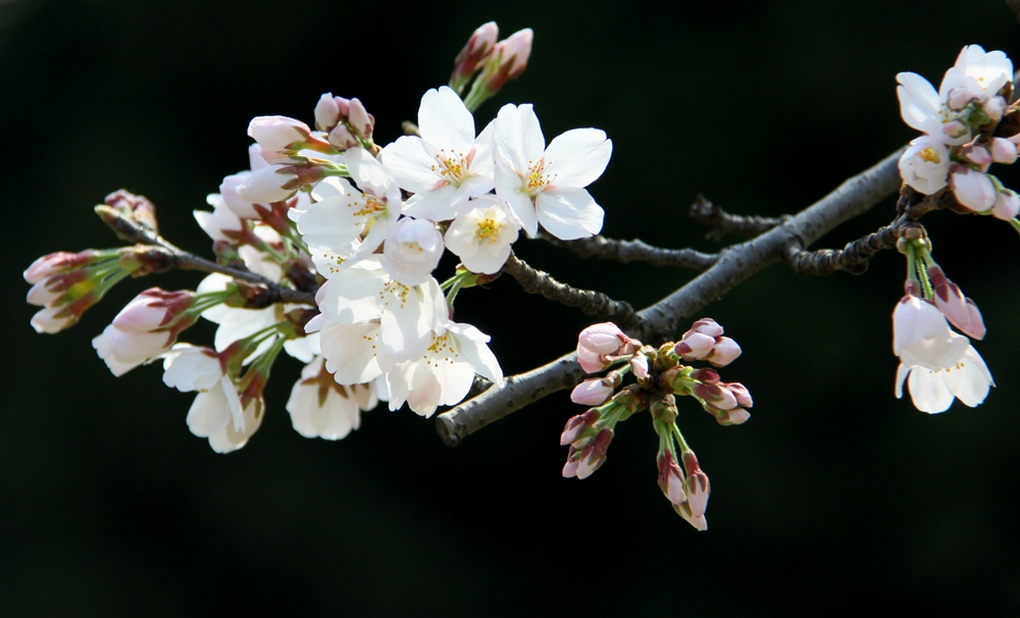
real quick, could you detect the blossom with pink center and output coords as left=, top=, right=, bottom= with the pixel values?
left=494, top=103, right=611, bottom=240
left=379, top=86, right=495, bottom=221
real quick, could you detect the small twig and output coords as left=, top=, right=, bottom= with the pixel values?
left=97, top=198, right=318, bottom=306
left=541, top=234, right=717, bottom=270
left=502, top=253, right=643, bottom=330
left=689, top=194, right=789, bottom=241
left=787, top=225, right=900, bottom=275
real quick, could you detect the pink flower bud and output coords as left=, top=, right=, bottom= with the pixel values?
left=630, top=354, right=649, bottom=380
left=236, top=165, right=300, bottom=203
left=328, top=124, right=359, bottom=151
left=689, top=318, right=724, bottom=338
left=694, top=383, right=738, bottom=410
left=570, top=378, right=614, bottom=406
left=30, top=305, right=76, bottom=334
left=675, top=331, right=715, bottom=359
left=942, top=120, right=969, bottom=140
left=991, top=137, right=1018, bottom=165
left=927, top=266, right=985, bottom=340
left=708, top=336, right=742, bottom=367
left=450, top=21, right=499, bottom=89
left=689, top=367, right=719, bottom=384
left=657, top=452, right=687, bottom=506
left=347, top=98, right=374, bottom=139
left=993, top=190, right=1020, bottom=221
left=984, top=96, right=1007, bottom=123
left=681, top=450, right=710, bottom=518
left=576, top=322, right=638, bottom=373
left=494, top=28, right=532, bottom=81
left=574, top=428, right=613, bottom=479
left=23, top=251, right=95, bottom=284
left=946, top=88, right=972, bottom=111
left=560, top=408, right=599, bottom=446
left=715, top=407, right=750, bottom=426
left=112, top=288, right=195, bottom=333
left=314, top=93, right=341, bottom=132
left=92, top=323, right=173, bottom=377
left=724, top=382, right=753, bottom=408
left=247, top=115, right=312, bottom=156
left=950, top=166, right=996, bottom=212
left=962, top=145, right=992, bottom=169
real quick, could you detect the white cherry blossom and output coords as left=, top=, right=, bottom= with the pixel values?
left=379, top=86, right=495, bottom=221
left=290, top=147, right=402, bottom=275
left=493, top=103, right=611, bottom=239
left=384, top=320, right=504, bottom=417
left=443, top=195, right=519, bottom=274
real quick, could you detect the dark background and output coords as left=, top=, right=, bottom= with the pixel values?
left=3, top=0, right=1020, bottom=615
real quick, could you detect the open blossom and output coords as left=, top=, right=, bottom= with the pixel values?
left=162, top=344, right=262, bottom=453
left=291, top=147, right=402, bottom=274
left=892, top=290, right=993, bottom=413
left=494, top=103, right=611, bottom=240
left=313, top=257, right=446, bottom=362
left=384, top=320, right=504, bottom=417
left=897, top=45, right=1012, bottom=147
left=443, top=195, right=519, bottom=274
left=286, top=356, right=378, bottom=440
left=899, top=136, right=950, bottom=195
left=380, top=86, right=495, bottom=221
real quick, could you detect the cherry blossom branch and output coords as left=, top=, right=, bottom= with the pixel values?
left=688, top=194, right=789, bottom=241
left=501, top=253, right=643, bottom=330
left=436, top=146, right=905, bottom=446
left=541, top=234, right=718, bottom=270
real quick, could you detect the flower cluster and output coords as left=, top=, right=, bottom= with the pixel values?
left=897, top=45, right=1020, bottom=219
left=562, top=320, right=751, bottom=530
left=23, top=22, right=613, bottom=452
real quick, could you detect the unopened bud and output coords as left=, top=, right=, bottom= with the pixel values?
left=707, top=336, right=742, bottom=367
left=990, top=137, right=1018, bottom=165
left=993, top=190, right=1020, bottom=221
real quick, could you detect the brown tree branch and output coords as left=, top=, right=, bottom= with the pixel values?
left=435, top=147, right=905, bottom=446
left=541, top=234, right=718, bottom=270
left=501, top=253, right=643, bottom=330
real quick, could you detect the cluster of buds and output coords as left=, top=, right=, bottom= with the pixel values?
left=25, top=245, right=163, bottom=334
left=892, top=230, right=993, bottom=413
left=448, top=22, right=534, bottom=112
left=563, top=320, right=752, bottom=530
left=314, top=94, right=376, bottom=151
left=897, top=45, right=1020, bottom=221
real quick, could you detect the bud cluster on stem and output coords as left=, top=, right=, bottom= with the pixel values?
left=563, top=319, right=751, bottom=528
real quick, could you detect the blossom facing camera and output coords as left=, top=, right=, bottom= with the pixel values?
left=494, top=102, right=611, bottom=240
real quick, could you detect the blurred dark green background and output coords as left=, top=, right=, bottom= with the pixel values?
left=4, top=0, right=1020, bottom=615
